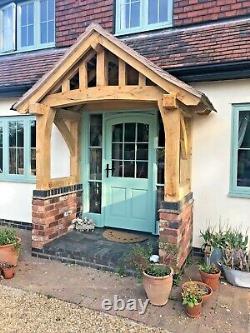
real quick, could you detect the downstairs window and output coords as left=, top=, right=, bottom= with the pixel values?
left=230, top=104, right=250, bottom=197
left=0, top=116, right=36, bottom=182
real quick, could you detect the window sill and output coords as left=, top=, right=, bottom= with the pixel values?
left=0, top=176, right=36, bottom=184
left=115, top=21, right=173, bottom=37
left=228, top=191, right=250, bottom=199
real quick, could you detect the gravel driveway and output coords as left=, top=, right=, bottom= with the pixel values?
left=0, top=285, right=169, bottom=333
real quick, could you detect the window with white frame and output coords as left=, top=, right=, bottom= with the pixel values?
left=0, top=0, right=55, bottom=54
left=0, top=117, right=36, bottom=182
left=116, top=0, right=172, bottom=34
left=230, top=104, right=250, bottom=197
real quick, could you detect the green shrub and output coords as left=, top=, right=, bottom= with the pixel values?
left=145, top=264, right=171, bottom=277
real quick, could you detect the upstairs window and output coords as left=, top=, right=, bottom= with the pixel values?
left=230, top=104, right=250, bottom=197
left=0, top=0, right=55, bottom=54
left=116, top=0, right=172, bottom=35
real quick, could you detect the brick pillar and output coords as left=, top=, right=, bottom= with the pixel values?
left=32, top=184, right=83, bottom=249
left=158, top=192, right=193, bottom=271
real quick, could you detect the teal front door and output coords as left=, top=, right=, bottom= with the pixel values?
left=103, top=114, right=156, bottom=233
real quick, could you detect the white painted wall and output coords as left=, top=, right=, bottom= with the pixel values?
left=0, top=98, right=70, bottom=223
left=191, top=79, right=250, bottom=248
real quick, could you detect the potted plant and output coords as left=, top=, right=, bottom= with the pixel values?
left=199, top=263, right=221, bottom=291
left=0, top=262, right=16, bottom=279
left=200, top=226, right=223, bottom=265
left=182, top=280, right=212, bottom=303
left=221, top=230, right=250, bottom=288
left=127, top=243, right=173, bottom=306
left=0, top=228, right=21, bottom=266
left=182, top=283, right=203, bottom=318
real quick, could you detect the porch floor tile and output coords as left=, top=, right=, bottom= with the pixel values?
left=38, top=228, right=158, bottom=273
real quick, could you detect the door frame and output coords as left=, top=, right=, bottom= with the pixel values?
left=81, top=109, right=158, bottom=234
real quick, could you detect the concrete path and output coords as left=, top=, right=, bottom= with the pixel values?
left=1, top=229, right=250, bottom=333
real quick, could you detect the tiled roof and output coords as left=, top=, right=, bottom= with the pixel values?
left=0, top=48, right=65, bottom=89
left=125, top=19, right=250, bottom=69
left=0, top=19, right=249, bottom=90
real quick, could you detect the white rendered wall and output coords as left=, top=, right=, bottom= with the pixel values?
left=191, top=79, right=250, bottom=248
left=0, top=98, right=70, bottom=223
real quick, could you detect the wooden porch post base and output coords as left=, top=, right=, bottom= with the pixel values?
left=32, top=184, right=83, bottom=249
left=158, top=192, right=193, bottom=271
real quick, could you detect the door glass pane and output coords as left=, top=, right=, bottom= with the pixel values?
left=136, top=161, right=148, bottom=178
left=137, top=144, right=148, bottom=160
left=112, top=123, right=123, bottom=142
left=89, top=182, right=102, bottom=213
left=111, top=122, right=149, bottom=178
left=125, top=123, right=136, bottom=142
left=112, top=143, right=123, bottom=160
left=137, top=123, right=149, bottom=142
left=112, top=160, right=123, bottom=177
left=124, top=161, right=135, bottom=177
left=124, top=143, right=135, bottom=160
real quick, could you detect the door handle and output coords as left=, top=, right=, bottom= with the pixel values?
left=105, top=164, right=114, bottom=177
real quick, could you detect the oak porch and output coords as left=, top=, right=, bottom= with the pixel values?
left=14, top=24, right=214, bottom=269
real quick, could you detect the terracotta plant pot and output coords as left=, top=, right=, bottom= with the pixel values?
left=185, top=300, right=202, bottom=319
left=143, top=266, right=173, bottom=306
left=182, top=281, right=213, bottom=303
left=200, top=269, right=221, bottom=291
left=2, top=266, right=16, bottom=279
left=0, top=237, right=21, bottom=266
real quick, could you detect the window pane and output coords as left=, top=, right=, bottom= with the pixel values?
left=159, top=0, right=168, bottom=22
left=9, top=122, right=16, bottom=147
left=9, top=121, right=24, bottom=175
left=40, top=0, right=55, bottom=44
left=89, top=148, right=102, bottom=180
left=120, top=0, right=140, bottom=30
left=48, top=21, right=54, bottom=43
left=30, top=120, right=36, bottom=175
left=130, top=0, right=140, bottom=27
left=90, top=115, right=102, bottom=147
left=148, top=0, right=168, bottom=24
left=40, top=22, right=48, bottom=44
left=2, top=4, right=15, bottom=51
left=0, top=125, right=3, bottom=173
left=157, top=148, right=164, bottom=184
left=148, top=0, right=158, bottom=24
left=237, top=150, right=250, bottom=187
left=239, top=111, right=250, bottom=148
left=89, top=182, right=102, bottom=213
left=20, top=2, right=35, bottom=47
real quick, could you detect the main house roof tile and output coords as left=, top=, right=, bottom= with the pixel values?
left=0, top=19, right=249, bottom=90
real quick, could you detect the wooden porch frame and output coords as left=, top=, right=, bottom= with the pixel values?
left=14, top=24, right=213, bottom=201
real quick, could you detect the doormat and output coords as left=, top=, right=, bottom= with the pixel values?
left=103, top=229, right=148, bottom=243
